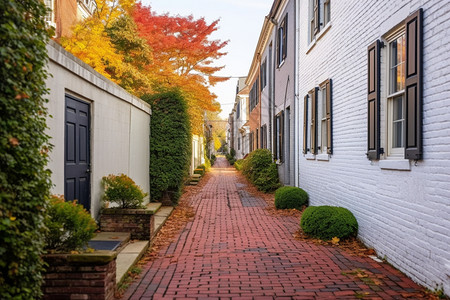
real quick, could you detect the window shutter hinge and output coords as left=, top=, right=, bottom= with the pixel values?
left=380, top=41, right=385, bottom=48
left=379, top=148, right=385, bottom=155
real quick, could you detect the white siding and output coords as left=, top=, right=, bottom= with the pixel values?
left=297, top=0, right=450, bottom=293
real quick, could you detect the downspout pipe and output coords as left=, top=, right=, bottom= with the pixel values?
left=294, top=0, right=300, bottom=187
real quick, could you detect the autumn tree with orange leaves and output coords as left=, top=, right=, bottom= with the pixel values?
left=132, top=3, right=228, bottom=134
left=61, top=1, right=228, bottom=134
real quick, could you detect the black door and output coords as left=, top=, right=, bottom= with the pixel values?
left=65, top=95, right=91, bottom=210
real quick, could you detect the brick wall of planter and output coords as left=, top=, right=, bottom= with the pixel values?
left=42, top=251, right=117, bottom=300
left=100, top=208, right=155, bottom=240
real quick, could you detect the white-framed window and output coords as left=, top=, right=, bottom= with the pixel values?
left=308, top=0, right=331, bottom=44
left=317, top=83, right=328, bottom=154
left=44, top=0, right=56, bottom=28
left=386, top=30, right=406, bottom=158
left=303, top=80, right=332, bottom=156
left=366, top=9, right=422, bottom=162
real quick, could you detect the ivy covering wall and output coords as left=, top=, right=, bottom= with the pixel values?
left=142, top=89, right=191, bottom=204
left=0, top=0, right=52, bottom=298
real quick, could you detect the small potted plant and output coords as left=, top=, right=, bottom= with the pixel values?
left=42, top=195, right=117, bottom=300
left=100, top=174, right=155, bottom=240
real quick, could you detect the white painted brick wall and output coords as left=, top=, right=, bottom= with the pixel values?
left=297, top=0, right=450, bottom=294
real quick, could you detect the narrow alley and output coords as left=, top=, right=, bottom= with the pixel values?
left=123, top=157, right=425, bottom=299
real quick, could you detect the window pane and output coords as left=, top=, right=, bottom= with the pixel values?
left=322, top=119, right=327, bottom=151
left=392, top=96, right=404, bottom=148
left=389, top=34, right=406, bottom=93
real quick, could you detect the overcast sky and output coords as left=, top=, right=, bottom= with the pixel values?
left=142, top=0, right=274, bottom=119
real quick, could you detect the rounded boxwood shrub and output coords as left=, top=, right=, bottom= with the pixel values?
left=44, top=196, right=97, bottom=252
left=102, top=174, right=147, bottom=208
left=274, top=186, right=308, bottom=210
left=300, top=206, right=358, bottom=240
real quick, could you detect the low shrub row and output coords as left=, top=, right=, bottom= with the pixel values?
left=226, top=148, right=236, bottom=165
left=241, top=149, right=280, bottom=192
left=234, top=159, right=244, bottom=171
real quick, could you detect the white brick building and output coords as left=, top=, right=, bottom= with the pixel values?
left=295, top=0, right=450, bottom=294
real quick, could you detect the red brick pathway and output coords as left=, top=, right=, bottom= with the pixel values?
left=123, top=157, right=425, bottom=299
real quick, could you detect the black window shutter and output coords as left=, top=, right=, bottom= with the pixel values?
left=314, top=0, right=320, bottom=35
left=282, top=14, right=288, bottom=60
left=404, top=9, right=423, bottom=160
left=276, top=28, right=280, bottom=66
left=367, top=40, right=380, bottom=160
left=274, top=115, right=278, bottom=159
left=303, top=95, right=308, bottom=154
left=326, top=79, right=332, bottom=154
left=311, top=88, right=318, bottom=154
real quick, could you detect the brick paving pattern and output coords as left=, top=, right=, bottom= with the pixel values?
left=123, top=157, right=425, bottom=299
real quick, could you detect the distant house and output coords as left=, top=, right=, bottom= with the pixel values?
left=45, top=0, right=97, bottom=39
left=228, top=78, right=250, bottom=160
left=241, top=0, right=450, bottom=294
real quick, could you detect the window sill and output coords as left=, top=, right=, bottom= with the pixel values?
left=379, top=159, right=411, bottom=171
left=316, top=154, right=329, bottom=161
left=305, top=153, right=316, bottom=160
left=306, top=22, right=332, bottom=54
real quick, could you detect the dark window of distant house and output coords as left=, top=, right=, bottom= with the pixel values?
left=260, top=59, right=267, bottom=90
left=249, top=78, right=259, bottom=111
left=277, top=14, right=288, bottom=66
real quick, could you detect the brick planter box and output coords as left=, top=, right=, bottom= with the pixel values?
left=100, top=206, right=155, bottom=240
left=42, top=251, right=117, bottom=300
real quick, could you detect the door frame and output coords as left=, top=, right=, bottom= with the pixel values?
left=64, top=93, right=91, bottom=210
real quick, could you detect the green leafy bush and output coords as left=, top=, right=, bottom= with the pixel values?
left=44, top=196, right=97, bottom=252
left=102, top=174, right=147, bottom=208
left=210, top=154, right=216, bottom=166
left=226, top=148, right=236, bottom=165
left=142, top=89, right=191, bottom=205
left=300, top=206, right=358, bottom=240
left=0, top=0, right=52, bottom=297
left=234, top=159, right=244, bottom=171
left=194, top=168, right=205, bottom=176
left=253, top=163, right=281, bottom=192
left=241, top=149, right=280, bottom=192
left=275, top=186, right=308, bottom=210
left=197, top=165, right=206, bottom=172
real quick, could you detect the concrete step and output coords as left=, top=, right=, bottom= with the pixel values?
left=153, top=206, right=174, bottom=238
left=145, top=202, right=162, bottom=214
left=116, top=241, right=149, bottom=283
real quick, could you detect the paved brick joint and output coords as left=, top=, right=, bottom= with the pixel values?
left=123, top=157, right=425, bottom=299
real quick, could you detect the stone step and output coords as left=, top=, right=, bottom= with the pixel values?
left=116, top=241, right=149, bottom=284
left=153, top=206, right=174, bottom=238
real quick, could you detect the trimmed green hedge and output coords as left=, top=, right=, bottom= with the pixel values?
left=142, top=89, right=191, bottom=205
left=274, top=186, right=308, bottom=210
left=242, top=149, right=280, bottom=192
left=300, top=206, right=358, bottom=240
left=0, top=0, right=52, bottom=297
